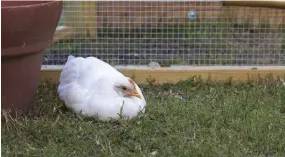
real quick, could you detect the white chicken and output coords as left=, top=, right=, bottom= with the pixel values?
left=57, top=55, right=146, bottom=121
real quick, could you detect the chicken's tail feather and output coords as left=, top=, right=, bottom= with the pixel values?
left=58, top=56, right=88, bottom=104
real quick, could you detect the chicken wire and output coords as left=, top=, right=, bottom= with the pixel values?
left=44, top=1, right=285, bottom=66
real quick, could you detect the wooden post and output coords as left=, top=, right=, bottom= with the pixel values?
left=84, top=1, right=97, bottom=38
left=62, top=1, right=97, bottom=39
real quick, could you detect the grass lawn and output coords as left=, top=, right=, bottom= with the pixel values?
left=2, top=77, right=285, bottom=156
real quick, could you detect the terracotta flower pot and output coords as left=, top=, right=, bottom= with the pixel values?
left=1, top=1, right=63, bottom=115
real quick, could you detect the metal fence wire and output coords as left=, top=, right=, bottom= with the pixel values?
left=44, top=1, right=285, bottom=66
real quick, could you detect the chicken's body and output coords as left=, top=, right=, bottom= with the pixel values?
left=58, top=56, right=146, bottom=121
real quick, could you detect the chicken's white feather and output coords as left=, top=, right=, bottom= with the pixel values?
left=58, top=55, right=146, bottom=121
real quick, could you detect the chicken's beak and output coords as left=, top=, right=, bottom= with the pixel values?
left=129, top=88, right=142, bottom=99
left=128, top=78, right=142, bottom=99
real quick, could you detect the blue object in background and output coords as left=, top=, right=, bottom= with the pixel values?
left=188, top=11, right=197, bottom=20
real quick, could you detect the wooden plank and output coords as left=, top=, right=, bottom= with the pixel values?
left=223, top=1, right=285, bottom=9
left=221, top=5, right=285, bottom=28
left=53, top=26, right=74, bottom=42
left=40, top=66, right=285, bottom=85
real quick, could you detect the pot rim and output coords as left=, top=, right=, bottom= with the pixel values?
left=1, top=0, right=61, bottom=9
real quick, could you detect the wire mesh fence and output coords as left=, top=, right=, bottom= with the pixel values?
left=44, top=1, right=285, bottom=66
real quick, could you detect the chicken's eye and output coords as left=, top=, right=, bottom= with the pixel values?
left=122, top=86, right=127, bottom=90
